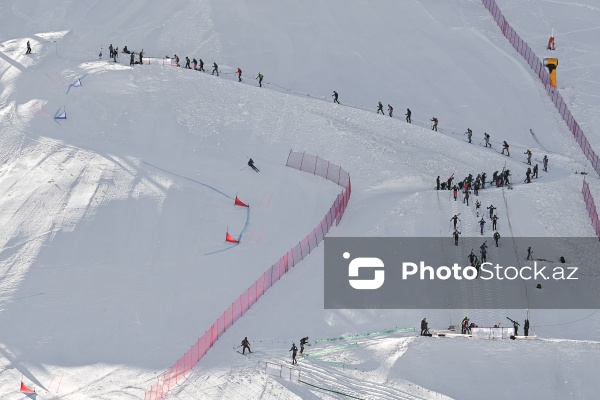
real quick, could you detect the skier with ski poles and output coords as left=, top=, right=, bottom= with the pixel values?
left=241, top=337, right=252, bottom=354
left=493, top=231, right=501, bottom=247
left=405, top=108, right=412, bottom=123
left=466, top=128, right=473, bottom=143
left=236, top=67, right=242, bottom=82
left=290, top=343, right=298, bottom=365
left=377, top=102, right=384, bottom=115
left=478, top=218, right=486, bottom=236
left=299, top=337, right=309, bottom=354
left=525, top=149, right=532, bottom=165
left=248, top=158, right=260, bottom=172
left=257, top=72, right=264, bottom=87
left=487, top=204, right=496, bottom=219
left=450, top=214, right=460, bottom=230
left=332, top=90, right=339, bottom=104
left=453, top=229, right=461, bottom=246
left=484, top=132, right=491, bottom=148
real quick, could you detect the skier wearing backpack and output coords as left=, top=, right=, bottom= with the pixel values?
left=241, top=337, right=252, bottom=354
left=466, top=128, right=473, bottom=143
left=199, top=58, right=205, bottom=72
left=533, top=164, right=539, bottom=179
left=257, top=72, right=264, bottom=87
left=431, top=117, right=438, bottom=131
left=420, top=318, right=429, bottom=336
left=480, top=242, right=488, bottom=262
left=493, top=231, right=501, bottom=247
left=185, top=56, right=191, bottom=69
left=484, top=132, right=491, bottom=147
left=236, top=67, right=242, bottom=82
left=525, top=167, right=532, bottom=183
left=212, top=62, right=219, bottom=76
left=525, top=150, right=532, bottom=165
left=479, top=218, right=486, bottom=235
left=290, top=343, right=298, bottom=365
left=492, top=214, right=499, bottom=230
left=377, top=102, right=384, bottom=115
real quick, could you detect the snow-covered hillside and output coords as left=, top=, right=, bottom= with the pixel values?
left=1, top=0, right=599, bottom=399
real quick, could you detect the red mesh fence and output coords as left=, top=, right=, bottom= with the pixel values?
left=582, top=179, right=600, bottom=239
left=145, top=151, right=350, bottom=399
left=481, top=0, right=600, bottom=176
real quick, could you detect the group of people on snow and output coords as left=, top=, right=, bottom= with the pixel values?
left=239, top=336, right=309, bottom=365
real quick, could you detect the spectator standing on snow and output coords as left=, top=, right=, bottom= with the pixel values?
left=241, top=337, right=252, bottom=354
left=257, top=73, right=264, bottom=87
left=290, top=343, right=298, bottom=365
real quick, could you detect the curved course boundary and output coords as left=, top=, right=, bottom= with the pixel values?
left=145, top=150, right=351, bottom=400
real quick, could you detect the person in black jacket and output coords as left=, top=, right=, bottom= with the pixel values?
left=420, top=318, right=429, bottom=335
left=299, top=337, right=309, bottom=354
left=405, top=108, right=411, bottom=123
left=248, top=158, right=260, bottom=172
left=212, top=62, right=219, bottom=76
left=377, top=102, right=384, bottom=115
left=524, top=319, right=530, bottom=337
left=332, top=91, right=340, bottom=104
left=241, top=337, right=252, bottom=354
left=290, top=343, right=298, bottom=365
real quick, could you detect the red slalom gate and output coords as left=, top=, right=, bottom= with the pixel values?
left=145, top=151, right=350, bottom=400
left=481, top=0, right=600, bottom=177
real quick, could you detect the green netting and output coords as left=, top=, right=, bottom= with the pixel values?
left=315, top=327, right=415, bottom=343
left=302, top=342, right=358, bottom=357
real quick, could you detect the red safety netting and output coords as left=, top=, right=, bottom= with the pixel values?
left=481, top=0, right=600, bottom=176
left=582, top=179, right=600, bottom=239
left=145, top=151, right=350, bottom=400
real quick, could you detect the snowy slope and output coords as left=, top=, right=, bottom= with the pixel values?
left=0, top=0, right=599, bottom=399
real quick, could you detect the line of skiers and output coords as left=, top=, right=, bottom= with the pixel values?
left=240, top=336, right=309, bottom=365
left=437, top=160, right=547, bottom=196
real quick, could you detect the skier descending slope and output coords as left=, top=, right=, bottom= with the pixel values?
left=248, top=158, right=260, bottom=172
